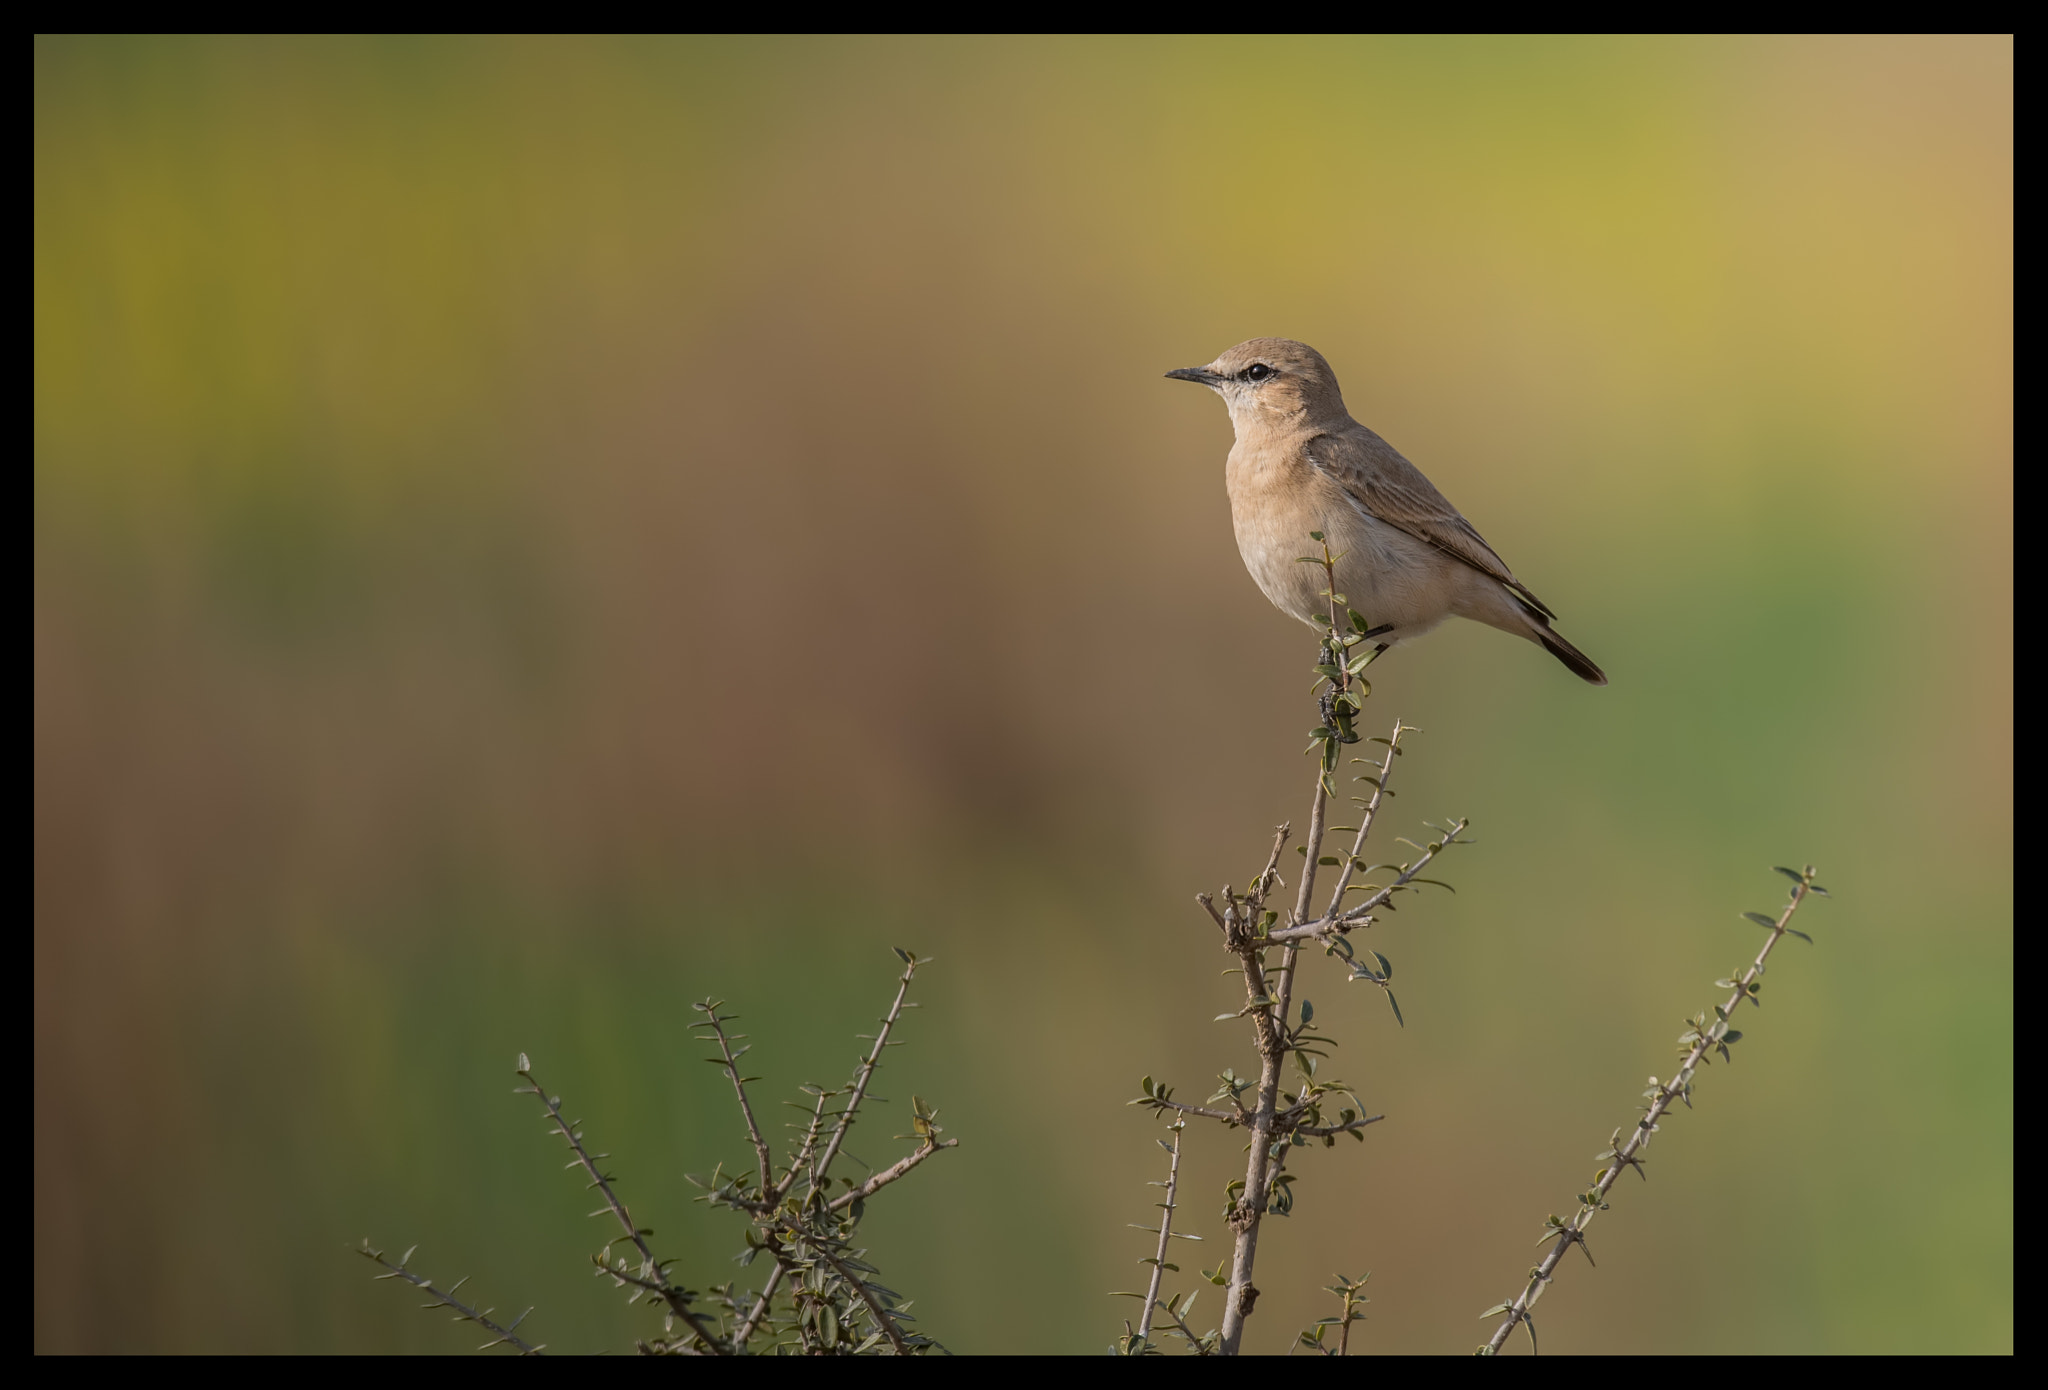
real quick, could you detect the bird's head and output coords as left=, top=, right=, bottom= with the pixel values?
left=1166, top=338, right=1351, bottom=433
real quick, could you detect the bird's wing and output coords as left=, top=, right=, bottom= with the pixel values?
left=1308, top=427, right=1557, bottom=620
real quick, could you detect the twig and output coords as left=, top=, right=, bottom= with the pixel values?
left=1291, top=1269, right=1371, bottom=1356
left=1141, top=1095, right=1247, bottom=1127
left=826, top=1139, right=959, bottom=1213
left=730, top=1260, right=788, bottom=1351
left=1163, top=1301, right=1204, bottom=1351
left=1288, top=766, right=1332, bottom=932
left=1251, top=826, right=1291, bottom=908
left=775, top=1086, right=834, bottom=1204
left=695, top=1002, right=776, bottom=1197
left=1478, top=869, right=1827, bottom=1354
left=357, top=1240, right=544, bottom=1354
left=1268, top=818, right=1468, bottom=944
left=1319, top=724, right=1411, bottom=918
left=1220, top=753, right=1326, bottom=1355
left=515, top=1057, right=728, bottom=1353
left=1295, top=1113, right=1384, bottom=1139
left=808, top=1238, right=913, bottom=1354
left=811, top=954, right=921, bottom=1187
left=1137, top=1121, right=1187, bottom=1342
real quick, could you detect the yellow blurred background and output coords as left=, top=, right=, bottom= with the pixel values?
left=35, top=36, right=2009, bottom=1353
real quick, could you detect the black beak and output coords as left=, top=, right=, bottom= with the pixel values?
left=1165, top=367, right=1225, bottom=387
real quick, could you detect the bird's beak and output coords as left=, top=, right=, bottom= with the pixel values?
left=1165, top=366, right=1225, bottom=388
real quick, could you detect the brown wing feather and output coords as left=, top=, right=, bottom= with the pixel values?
left=1307, top=428, right=1557, bottom=620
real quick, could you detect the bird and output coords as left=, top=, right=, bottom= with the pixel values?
left=1166, top=338, right=1606, bottom=685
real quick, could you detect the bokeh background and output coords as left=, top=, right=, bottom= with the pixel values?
left=35, top=36, right=2010, bottom=1354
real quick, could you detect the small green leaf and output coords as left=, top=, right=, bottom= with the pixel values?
left=1299, top=999, right=1314, bottom=1025
left=1773, top=866, right=1806, bottom=885
left=1742, top=912, right=1779, bottom=929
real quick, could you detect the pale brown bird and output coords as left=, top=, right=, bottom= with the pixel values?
left=1168, top=338, right=1606, bottom=684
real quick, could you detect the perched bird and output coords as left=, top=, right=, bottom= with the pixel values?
left=1167, top=338, right=1606, bottom=685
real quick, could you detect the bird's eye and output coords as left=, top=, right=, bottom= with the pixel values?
left=1244, top=363, right=1274, bottom=382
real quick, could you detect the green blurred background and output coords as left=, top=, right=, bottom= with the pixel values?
left=34, top=36, right=2010, bottom=1354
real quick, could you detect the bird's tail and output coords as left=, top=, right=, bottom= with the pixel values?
left=1504, top=590, right=1607, bottom=685
left=1537, top=626, right=1607, bottom=685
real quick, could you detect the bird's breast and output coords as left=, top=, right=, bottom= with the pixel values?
left=1225, top=440, right=1464, bottom=635
left=1224, top=442, right=1349, bottom=623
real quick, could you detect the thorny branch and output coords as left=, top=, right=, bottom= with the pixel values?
left=779, top=1086, right=833, bottom=1198
left=1190, top=533, right=1448, bottom=1356
left=368, top=950, right=951, bottom=1355
left=1478, top=868, right=1828, bottom=1354
left=810, top=957, right=921, bottom=1190
left=1295, top=1113, right=1384, bottom=1139
left=1137, top=1121, right=1189, bottom=1342
left=1267, top=814, right=1468, bottom=944
left=1155, top=1293, right=1218, bottom=1354
left=697, top=1003, right=776, bottom=1196
left=730, top=1262, right=787, bottom=1351
left=809, top=1237, right=914, bottom=1354
left=356, top=1241, right=543, bottom=1354
left=516, top=1057, right=728, bottom=1353
left=684, top=951, right=949, bottom=1355
left=1294, top=1272, right=1371, bottom=1356
left=1143, top=1095, right=1248, bottom=1127
left=827, top=1136, right=960, bottom=1213
left=1318, top=720, right=1408, bottom=917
